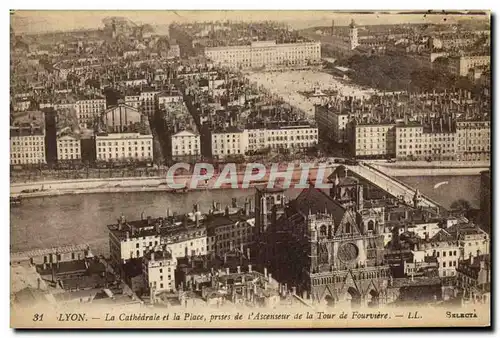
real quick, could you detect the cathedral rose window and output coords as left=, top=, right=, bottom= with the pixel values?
left=338, top=243, right=359, bottom=263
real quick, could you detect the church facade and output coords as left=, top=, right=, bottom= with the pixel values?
left=255, top=165, right=435, bottom=307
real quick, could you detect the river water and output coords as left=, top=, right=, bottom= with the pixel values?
left=10, top=175, right=480, bottom=256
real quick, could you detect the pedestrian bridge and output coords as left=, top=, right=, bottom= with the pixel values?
left=346, top=163, right=444, bottom=213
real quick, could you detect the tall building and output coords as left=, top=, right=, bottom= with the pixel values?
left=349, top=19, right=359, bottom=50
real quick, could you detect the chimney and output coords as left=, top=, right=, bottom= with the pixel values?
left=226, top=267, right=230, bottom=275
left=237, top=266, right=241, bottom=274
left=195, top=213, right=200, bottom=227
left=126, top=231, right=130, bottom=240
left=248, top=264, right=252, bottom=273
left=264, top=267, right=267, bottom=277
left=225, top=205, right=230, bottom=216
left=292, top=286, right=297, bottom=295
left=268, top=273, right=272, bottom=281
left=246, top=248, right=251, bottom=260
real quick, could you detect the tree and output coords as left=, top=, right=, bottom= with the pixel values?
left=450, top=199, right=472, bottom=211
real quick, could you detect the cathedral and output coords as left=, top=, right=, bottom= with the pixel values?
left=255, top=165, right=434, bottom=308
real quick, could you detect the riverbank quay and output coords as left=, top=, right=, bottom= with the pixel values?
left=365, top=160, right=490, bottom=169
left=11, top=160, right=489, bottom=199
left=365, top=160, right=489, bottom=177
left=369, top=165, right=488, bottom=177
left=10, top=165, right=337, bottom=199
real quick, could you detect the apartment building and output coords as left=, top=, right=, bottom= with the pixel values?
left=75, top=96, right=106, bottom=128
left=107, top=215, right=207, bottom=267
left=96, top=103, right=153, bottom=163
left=263, top=125, right=318, bottom=150
left=140, top=89, right=160, bottom=117
left=206, top=211, right=255, bottom=257
left=349, top=122, right=396, bottom=158
left=314, top=104, right=350, bottom=143
left=95, top=132, right=153, bottom=162
left=56, top=133, right=81, bottom=161
left=212, top=127, right=249, bottom=158
left=456, top=120, right=490, bottom=161
left=171, top=130, right=200, bottom=159
left=143, top=250, right=177, bottom=293
left=395, top=122, right=457, bottom=161
left=448, top=55, right=490, bottom=77
left=10, top=111, right=46, bottom=166
left=205, top=40, right=321, bottom=70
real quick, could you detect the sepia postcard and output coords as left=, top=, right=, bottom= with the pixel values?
left=10, top=9, right=491, bottom=329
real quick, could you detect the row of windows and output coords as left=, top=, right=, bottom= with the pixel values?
left=12, top=146, right=43, bottom=152
left=97, top=141, right=151, bottom=146
left=11, top=151, right=43, bottom=158
left=98, top=146, right=151, bottom=152
left=98, top=152, right=152, bottom=159
left=11, top=159, right=44, bottom=164
left=11, top=141, right=44, bottom=146
left=60, top=148, right=79, bottom=153
left=59, top=154, right=80, bottom=160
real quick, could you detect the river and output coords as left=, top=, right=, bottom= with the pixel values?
left=10, top=175, right=481, bottom=256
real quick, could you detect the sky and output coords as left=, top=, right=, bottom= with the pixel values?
left=10, top=10, right=489, bottom=34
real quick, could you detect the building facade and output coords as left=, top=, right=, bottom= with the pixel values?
left=350, top=123, right=396, bottom=158
left=75, top=97, right=106, bottom=128
left=448, top=55, right=490, bottom=77
left=315, top=104, right=350, bottom=143
left=171, top=130, right=201, bottom=158
left=10, top=111, right=46, bottom=166
left=95, top=132, right=153, bottom=162
left=212, top=128, right=249, bottom=158
left=456, top=120, right=490, bottom=161
left=205, top=40, right=321, bottom=70
left=143, top=250, right=177, bottom=293
left=56, top=134, right=81, bottom=161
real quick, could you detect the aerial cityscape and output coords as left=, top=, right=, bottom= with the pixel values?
left=10, top=10, right=491, bottom=328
